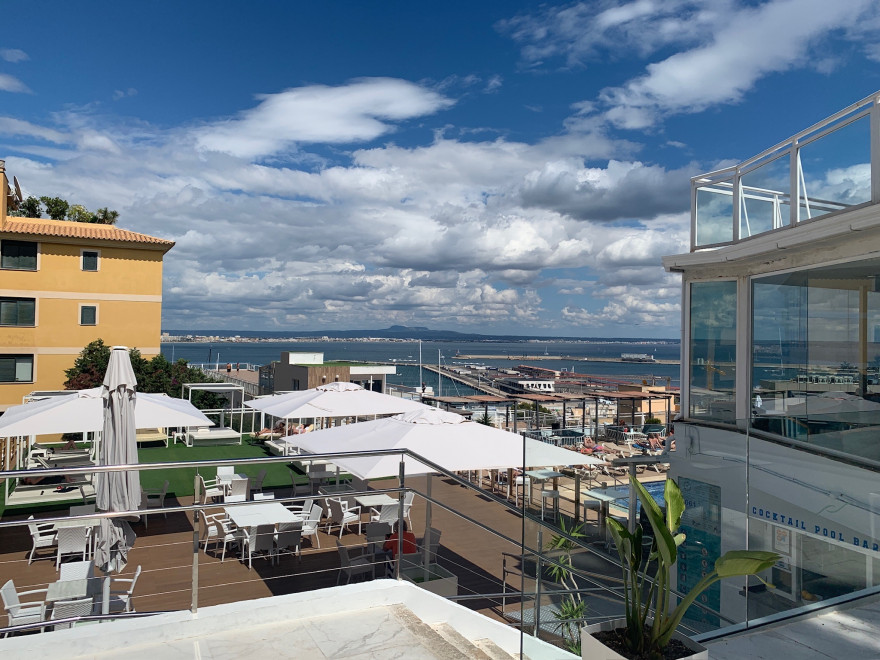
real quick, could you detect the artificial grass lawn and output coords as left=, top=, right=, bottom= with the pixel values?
left=137, top=437, right=309, bottom=499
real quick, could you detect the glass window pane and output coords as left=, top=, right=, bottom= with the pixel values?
left=0, top=355, right=32, bottom=382
left=689, top=281, right=737, bottom=422
left=0, top=240, right=37, bottom=270
left=14, top=357, right=32, bottom=381
left=798, top=115, right=871, bottom=222
left=0, top=301, right=14, bottom=325
left=18, top=299, right=35, bottom=325
left=695, top=182, right=734, bottom=246
left=752, top=256, right=880, bottom=461
left=740, top=154, right=790, bottom=238
left=82, top=251, right=99, bottom=271
left=80, top=306, right=97, bottom=325
left=0, top=298, right=35, bottom=326
left=0, top=358, right=13, bottom=382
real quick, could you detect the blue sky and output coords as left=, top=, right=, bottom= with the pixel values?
left=3, top=0, right=880, bottom=338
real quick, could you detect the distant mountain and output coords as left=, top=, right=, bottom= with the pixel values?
left=163, top=326, right=679, bottom=343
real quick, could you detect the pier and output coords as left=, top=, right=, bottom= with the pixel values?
left=452, top=354, right=679, bottom=365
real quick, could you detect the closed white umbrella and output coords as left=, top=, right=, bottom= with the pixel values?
left=0, top=388, right=214, bottom=437
left=94, top=347, right=140, bottom=613
left=292, top=407, right=602, bottom=480
left=244, top=381, right=427, bottom=420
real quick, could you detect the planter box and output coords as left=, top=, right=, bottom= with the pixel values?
left=581, top=619, right=708, bottom=660
left=400, top=563, right=458, bottom=598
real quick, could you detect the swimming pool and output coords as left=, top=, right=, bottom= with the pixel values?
left=594, top=479, right=666, bottom=512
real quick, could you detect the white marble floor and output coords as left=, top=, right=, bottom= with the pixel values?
left=82, top=605, right=468, bottom=660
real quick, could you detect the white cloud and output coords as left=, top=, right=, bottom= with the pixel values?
left=195, top=78, right=455, bottom=159
left=0, top=48, right=29, bottom=63
left=0, top=73, right=30, bottom=93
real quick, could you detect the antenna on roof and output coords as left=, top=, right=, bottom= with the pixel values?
left=8, top=175, right=23, bottom=211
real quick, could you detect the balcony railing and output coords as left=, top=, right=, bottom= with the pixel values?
left=692, top=90, right=880, bottom=250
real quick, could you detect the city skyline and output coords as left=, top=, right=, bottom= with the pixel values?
left=3, top=1, right=880, bottom=338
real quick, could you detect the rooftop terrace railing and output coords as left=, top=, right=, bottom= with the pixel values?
left=0, top=445, right=767, bottom=651
left=691, top=90, right=880, bottom=251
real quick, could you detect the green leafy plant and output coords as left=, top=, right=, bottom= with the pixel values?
left=605, top=475, right=779, bottom=658
left=545, top=519, right=588, bottom=655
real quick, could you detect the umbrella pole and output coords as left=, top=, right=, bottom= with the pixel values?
left=396, top=459, right=405, bottom=581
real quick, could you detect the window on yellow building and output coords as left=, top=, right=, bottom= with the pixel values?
left=0, top=355, right=33, bottom=382
left=0, top=298, right=35, bottom=326
left=80, top=305, right=97, bottom=326
left=81, top=249, right=99, bottom=271
left=0, top=240, right=38, bottom=270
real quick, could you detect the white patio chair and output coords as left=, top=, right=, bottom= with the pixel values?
left=107, top=565, right=142, bottom=614
left=249, top=468, right=268, bottom=497
left=364, top=521, right=391, bottom=560
left=197, top=475, right=225, bottom=504
left=290, top=473, right=311, bottom=498
left=199, top=510, right=238, bottom=562
left=301, top=503, right=323, bottom=549
left=402, top=491, right=414, bottom=528
left=141, top=480, right=170, bottom=528
left=26, top=515, right=57, bottom=565
left=216, top=466, right=235, bottom=489
left=336, top=540, right=372, bottom=584
left=237, top=524, right=275, bottom=569
left=56, top=526, right=90, bottom=568
left=275, top=522, right=303, bottom=562
left=286, top=497, right=313, bottom=517
left=370, top=503, right=398, bottom=525
left=1, top=579, right=47, bottom=634
left=327, top=499, right=362, bottom=538
left=507, top=475, right=531, bottom=507
left=49, top=596, right=96, bottom=630
left=226, top=477, right=249, bottom=503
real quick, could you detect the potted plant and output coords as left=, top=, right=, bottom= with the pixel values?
left=544, top=519, right=588, bottom=655
left=582, top=475, right=779, bottom=659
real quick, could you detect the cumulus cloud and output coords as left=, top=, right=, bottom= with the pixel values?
left=195, top=78, right=455, bottom=159
left=502, top=0, right=880, bottom=129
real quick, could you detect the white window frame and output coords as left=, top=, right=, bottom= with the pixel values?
left=78, top=303, right=99, bottom=326
left=80, top=248, right=101, bottom=272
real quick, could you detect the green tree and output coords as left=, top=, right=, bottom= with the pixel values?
left=92, top=207, right=119, bottom=225
left=40, top=196, right=69, bottom=220
left=67, top=204, right=96, bottom=223
left=64, top=339, right=224, bottom=408
left=16, top=196, right=43, bottom=218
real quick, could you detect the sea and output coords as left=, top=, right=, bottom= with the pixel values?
left=160, top=339, right=681, bottom=395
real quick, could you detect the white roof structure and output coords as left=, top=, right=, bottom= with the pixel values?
left=0, top=388, right=214, bottom=437
left=292, top=407, right=602, bottom=480
left=244, top=381, right=428, bottom=419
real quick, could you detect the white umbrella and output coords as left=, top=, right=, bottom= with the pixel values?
left=244, top=381, right=427, bottom=420
left=292, top=407, right=602, bottom=481
left=0, top=388, right=214, bottom=437
left=94, top=347, right=140, bottom=612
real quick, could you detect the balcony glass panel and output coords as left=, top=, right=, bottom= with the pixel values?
left=798, top=115, right=871, bottom=222
left=752, top=256, right=880, bottom=462
left=740, top=154, right=790, bottom=238
left=695, top=182, right=733, bottom=247
left=689, top=281, right=737, bottom=423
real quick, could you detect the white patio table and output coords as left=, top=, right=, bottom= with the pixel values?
left=354, top=493, right=397, bottom=509
left=224, top=502, right=302, bottom=528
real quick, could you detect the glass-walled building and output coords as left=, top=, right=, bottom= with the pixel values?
left=663, top=91, right=880, bottom=626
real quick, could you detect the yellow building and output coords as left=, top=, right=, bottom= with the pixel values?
left=0, top=161, right=174, bottom=410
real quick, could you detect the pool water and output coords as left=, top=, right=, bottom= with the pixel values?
left=595, top=480, right=666, bottom=512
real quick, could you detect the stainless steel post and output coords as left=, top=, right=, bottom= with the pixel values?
left=396, top=457, right=405, bottom=580
left=533, top=528, right=543, bottom=637
left=192, top=473, right=200, bottom=613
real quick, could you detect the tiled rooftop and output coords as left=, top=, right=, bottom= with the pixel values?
left=1, top=217, right=175, bottom=249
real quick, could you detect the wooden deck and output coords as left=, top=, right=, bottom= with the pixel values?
left=0, top=472, right=643, bottom=633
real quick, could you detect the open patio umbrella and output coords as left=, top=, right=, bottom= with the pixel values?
left=243, top=381, right=428, bottom=420
left=293, top=407, right=602, bottom=480
left=94, top=347, right=140, bottom=613
left=294, top=407, right=602, bottom=574
left=0, top=388, right=214, bottom=437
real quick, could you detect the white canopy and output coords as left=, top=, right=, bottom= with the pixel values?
left=291, top=407, right=603, bottom=480
left=244, top=381, right=428, bottom=419
left=0, top=387, right=214, bottom=437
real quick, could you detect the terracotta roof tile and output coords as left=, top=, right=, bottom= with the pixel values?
left=1, top=217, right=175, bottom=249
